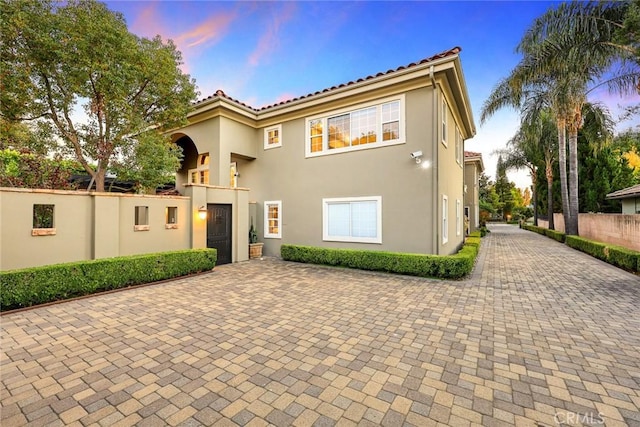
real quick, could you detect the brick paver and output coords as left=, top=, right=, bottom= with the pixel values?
left=1, top=224, right=639, bottom=426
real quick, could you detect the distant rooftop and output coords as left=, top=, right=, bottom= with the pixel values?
left=606, top=184, right=640, bottom=200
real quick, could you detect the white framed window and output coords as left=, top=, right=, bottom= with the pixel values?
left=264, top=200, right=282, bottom=239
left=456, top=127, right=463, bottom=166
left=442, top=195, right=448, bottom=244
left=322, top=196, right=382, bottom=244
left=456, top=199, right=461, bottom=236
left=442, top=98, right=448, bottom=146
left=306, top=95, right=405, bottom=157
left=264, top=124, right=282, bottom=149
left=189, top=153, right=210, bottom=184
left=135, top=206, right=149, bottom=231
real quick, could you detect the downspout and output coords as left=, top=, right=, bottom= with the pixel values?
left=430, top=65, right=439, bottom=254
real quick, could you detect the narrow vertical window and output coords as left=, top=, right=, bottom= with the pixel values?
left=442, top=98, right=448, bottom=146
left=134, top=206, right=149, bottom=231
left=264, top=201, right=282, bottom=238
left=32, top=204, right=56, bottom=236
left=456, top=199, right=461, bottom=236
left=442, top=195, right=449, bottom=244
left=166, top=206, right=178, bottom=229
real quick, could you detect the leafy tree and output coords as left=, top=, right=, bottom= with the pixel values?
left=111, top=133, right=183, bottom=194
left=494, top=156, right=516, bottom=220
left=482, top=1, right=639, bottom=235
left=0, top=149, right=81, bottom=189
left=1, top=0, right=197, bottom=192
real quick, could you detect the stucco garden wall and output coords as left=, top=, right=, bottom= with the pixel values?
left=0, top=188, right=192, bottom=271
left=537, top=213, right=640, bottom=251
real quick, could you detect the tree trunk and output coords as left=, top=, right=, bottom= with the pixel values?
left=567, top=127, right=580, bottom=235
left=557, top=119, right=570, bottom=233
left=546, top=159, right=555, bottom=230
left=94, top=168, right=106, bottom=192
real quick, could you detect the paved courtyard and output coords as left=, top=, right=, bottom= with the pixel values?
left=1, top=224, right=639, bottom=426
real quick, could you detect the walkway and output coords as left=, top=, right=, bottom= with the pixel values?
left=1, top=224, right=639, bottom=426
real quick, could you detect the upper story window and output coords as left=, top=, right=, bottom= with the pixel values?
left=264, top=124, right=282, bottom=149
left=306, top=96, right=404, bottom=157
left=442, top=98, right=448, bottom=146
left=189, top=153, right=209, bottom=185
left=456, top=127, right=463, bottom=166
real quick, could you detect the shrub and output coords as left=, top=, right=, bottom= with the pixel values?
left=0, top=249, right=217, bottom=311
left=565, top=236, right=608, bottom=262
left=281, top=241, right=480, bottom=280
left=544, top=228, right=566, bottom=243
left=606, top=246, right=639, bottom=272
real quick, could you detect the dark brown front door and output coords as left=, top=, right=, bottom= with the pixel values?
left=207, top=204, right=232, bottom=265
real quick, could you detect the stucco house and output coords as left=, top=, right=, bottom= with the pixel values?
left=170, top=47, right=476, bottom=264
left=463, top=151, right=484, bottom=234
left=606, top=184, right=640, bottom=214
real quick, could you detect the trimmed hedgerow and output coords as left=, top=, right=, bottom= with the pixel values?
left=565, top=235, right=608, bottom=262
left=606, top=246, right=639, bottom=272
left=0, top=249, right=217, bottom=311
left=544, top=228, right=566, bottom=243
left=281, top=239, right=480, bottom=280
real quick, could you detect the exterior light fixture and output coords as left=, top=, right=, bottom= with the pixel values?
left=198, top=205, right=207, bottom=220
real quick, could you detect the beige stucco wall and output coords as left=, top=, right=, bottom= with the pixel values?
left=438, top=90, right=465, bottom=254
left=537, top=213, right=640, bottom=252
left=464, top=161, right=480, bottom=233
left=235, top=86, right=444, bottom=257
left=0, top=188, right=191, bottom=271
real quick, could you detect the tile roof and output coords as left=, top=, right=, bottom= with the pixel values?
left=605, top=183, right=640, bottom=200
left=193, top=47, right=462, bottom=112
left=464, top=151, right=482, bottom=158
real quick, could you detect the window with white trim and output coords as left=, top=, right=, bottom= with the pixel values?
left=456, top=199, right=461, bottom=236
left=442, top=98, right=448, bottom=146
left=322, top=196, right=382, bottom=244
left=306, top=96, right=404, bottom=157
left=264, top=201, right=282, bottom=238
left=442, top=195, right=448, bottom=244
left=189, top=153, right=210, bottom=184
left=264, top=124, right=282, bottom=149
left=456, top=127, right=463, bottom=165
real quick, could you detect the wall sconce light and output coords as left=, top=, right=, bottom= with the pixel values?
left=198, top=205, right=207, bottom=220
left=464, top=184, right=468, bottom=193
left=410, top=150, right=423, bottom=164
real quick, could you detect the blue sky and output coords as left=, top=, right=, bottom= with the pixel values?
left=105, top=0, right=639, bottom=189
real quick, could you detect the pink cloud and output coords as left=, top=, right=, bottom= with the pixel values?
left=130, top=2, right=168, bottom=40
left=248, top=2, right=296, bottom=67
left=175, top=12, right=237, bottom=50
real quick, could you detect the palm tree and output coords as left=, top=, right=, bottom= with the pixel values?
left=496, top=109, right=558, bottom=228
left=483, top=1, right=639, bottom=235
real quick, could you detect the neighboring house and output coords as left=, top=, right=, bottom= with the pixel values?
left=463, top=151, right=484, bottom=234
left=606, top=184, right=640, bottom=214
left=169, top=47, right=476, bottom=263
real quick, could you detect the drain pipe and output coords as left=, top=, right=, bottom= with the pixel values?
left=430, top=65, right=439, bottom=254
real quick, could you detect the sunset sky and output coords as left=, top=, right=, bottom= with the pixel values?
left=105, top=0, right=639, bottom=189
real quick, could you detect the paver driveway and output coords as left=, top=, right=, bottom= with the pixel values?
left=1, top=224, right=639, bottom=427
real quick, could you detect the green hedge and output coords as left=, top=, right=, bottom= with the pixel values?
left=281, top=238, right=480, bottom=280
left=565, top=236, right=639, bottom=272
left=0, top=249, right=217, bottom=311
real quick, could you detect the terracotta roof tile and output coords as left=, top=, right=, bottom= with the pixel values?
left=193, top=47, right=462, bottom=111
left=464, top=151, right=482, bottom=158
